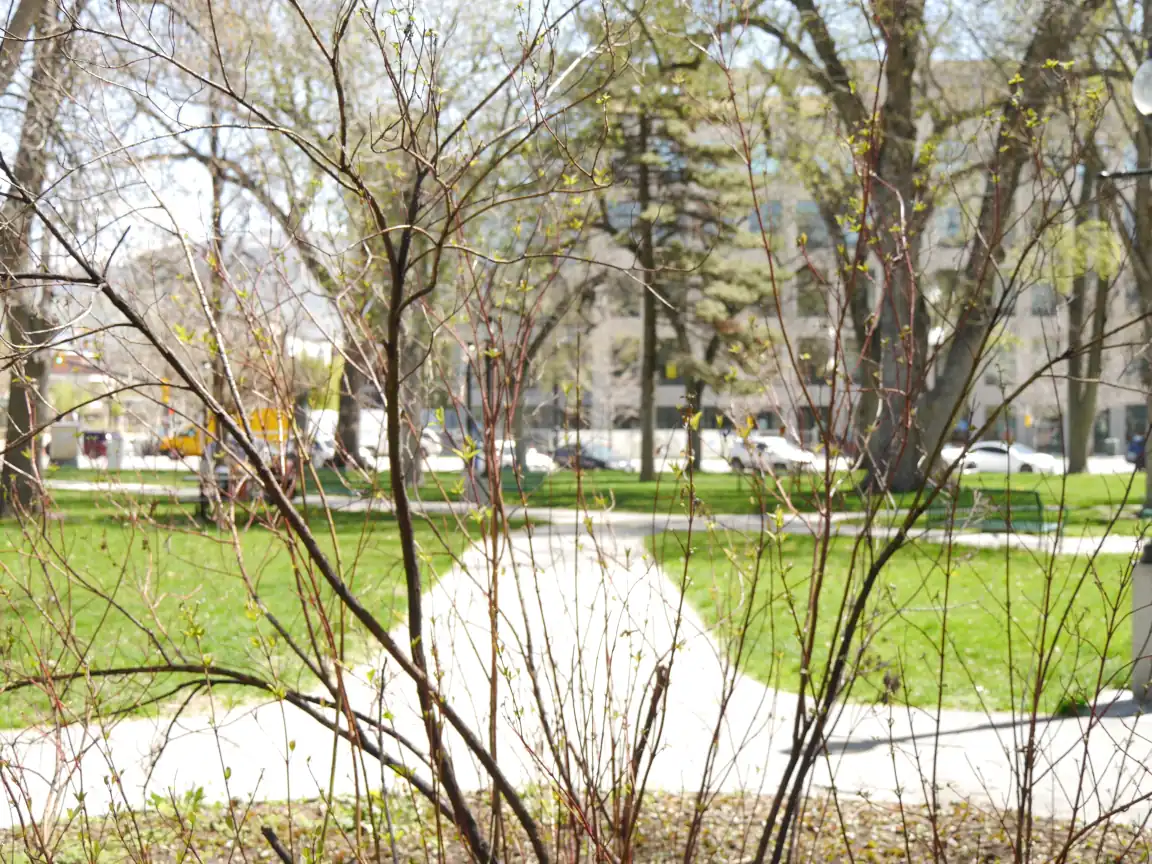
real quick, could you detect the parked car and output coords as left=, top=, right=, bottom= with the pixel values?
left=472, top=439, right=556, bottom=475
left=941, top=440, right=1062, bottom=474
left=552, top=443, right=630, bottom=471
left=285, top=435, right=337, bottom=468
left=728, top=434, right=816, bottom=474
left=82, top=430, right=109, bottom=460
left=1128, top=435, right=1147, bottom=471
left=420, top=427, right=444, bottom=457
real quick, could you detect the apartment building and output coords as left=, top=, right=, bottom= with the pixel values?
left=512, top=178, right=1147, bottom=457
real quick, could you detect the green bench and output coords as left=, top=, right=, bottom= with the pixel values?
left=925, top=487, right=1053, bottom=534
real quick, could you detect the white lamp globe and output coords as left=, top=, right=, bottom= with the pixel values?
left=1134, top=58, right=1152, bottom=115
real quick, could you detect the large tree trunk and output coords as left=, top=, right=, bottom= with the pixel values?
left=914, top=0, right=1102, bottom=485
left=1067, top=259, right=1109, bottom=478
left=859, top=1, right=928, bottom=493
left=1, top=306, right=49, bottom=514
left=0, top=0, right=47, bottom=96
left=1139, top=0, right=1152, bottom=516
left=0, top=7, right=67, bottom=515
left=1065, top=168, right=1096, bottom=475
left=638, top=112, right=657, bottom=482
left=1066, top=387, right=1092, bottom=475
left=639, top=288, right=656, bottom=481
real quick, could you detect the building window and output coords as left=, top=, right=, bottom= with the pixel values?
left=795, top=269, right=825, bottom=318
left=797, top=337, right=832, bottom=386
left=1125, top=352, right=1151, bottom=382
left=928, top=269, right=961, bottom=321
left=990, top=408, right=1018, bottom=443
left=1094, top=409, right=1112, bottom=453
left=933, top=140, right=966, bottom=174
left=1128, top=284, right=1143, bottom=314
left=936, top=206, right=965, bottom=247
left=1126, top=404, right=1148, bottom=441
left=840, top=335, right=869, bottom=384
left=798, top=405, right=831, bottom=445
left=1033, top=411, right=1064, bottom=455
left=747, top=200, right=783, bottom=232
left=755, top=411, right=783, bottom=433
left=612, top=336, right=639, bottom=379
left=603, top=199, right=638, bottom=232
left=983, top=347, right=1015, bottom=388
left=751, top=148, right=780, bottom=177
left=795, top=201, right=830, bottom=249
left=651, top=138, right=686, bottom=182
left=1031, top=283, right=1058, bottom=317
left=656, top=405, right=683, bottom=428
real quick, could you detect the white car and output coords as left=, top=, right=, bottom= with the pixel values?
left=310, top=435, right=336, bottom=468
left=941, top=441, right=1062, bottom=474
left=419, top=428, right=444, bottom=457
left=728, top=435, right=816, bottom=474
left=473, top=440, right=556, bottom=476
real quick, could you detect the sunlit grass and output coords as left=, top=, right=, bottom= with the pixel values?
left=653, top=529, right=1135, bottom=713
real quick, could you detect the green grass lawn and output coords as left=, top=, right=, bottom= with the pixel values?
left=416, top=467, right=1149, bottom=517
left=653, top=529, right=1135, bottom=713
left=43, top=464, right=199, bottom=487
left=411, top=469, right=854, bottom=514
left=44, top=463, right=1152, bottom=521
left=957, top=471, right=1148, bottom=510
left=0, top=492, right=482, bottom=727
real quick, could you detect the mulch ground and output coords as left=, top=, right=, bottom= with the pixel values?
left=2, top=791, right=1148, bottom=862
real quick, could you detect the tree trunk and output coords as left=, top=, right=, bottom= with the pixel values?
left=1066, top=388, right=1092, bottom=475
left=0, top=7, right=67, bottom=515
left=916, top=0, right=1107, bottom=483
left=851, top=0, right=929, bottom=494
left=1146, top=378, right=1152, bottom=516
left=1068, top=273, right=1109, bottom=476
left=639, top=288, right=657, bottom=481
left=638, top=112, right=657, bottom=482
left=0, top=0, right=48, bottom=97
left=1065, top=167, right=1096, bottom=475
left=1, top=306, right=49, bottom=514
left=336, top=355, right=366, bottom=468
left=687, top=376, right=706, bottom=471
left=1139, top=0, right=1152, bottom=515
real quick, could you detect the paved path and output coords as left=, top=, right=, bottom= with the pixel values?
left=3, top=519, right=1151, bottom=836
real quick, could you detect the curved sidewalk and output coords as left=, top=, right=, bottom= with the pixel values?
left=2, top=519, right=1150, bottom=835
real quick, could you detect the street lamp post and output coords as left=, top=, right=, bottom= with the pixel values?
left=1118, top=35, right=1152, bottom=699
left=1101, top=48, right=1152, bottom=179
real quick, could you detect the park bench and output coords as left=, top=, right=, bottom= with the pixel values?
left=925, top=487, right=1053, bottom=534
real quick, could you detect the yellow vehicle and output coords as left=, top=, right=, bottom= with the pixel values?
left=160, top=408, right=290, bottom=458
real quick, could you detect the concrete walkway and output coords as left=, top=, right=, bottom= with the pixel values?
left=2, top=518, right=1151, bottom=836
